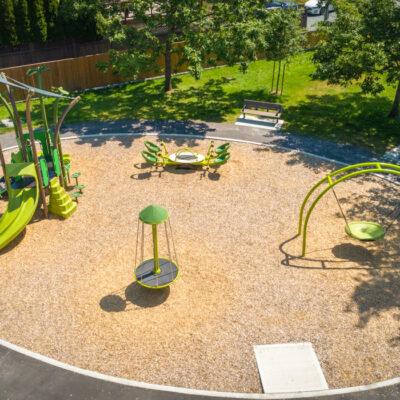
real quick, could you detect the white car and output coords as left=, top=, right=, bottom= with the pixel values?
left=304, top=0, right=334, bottom=15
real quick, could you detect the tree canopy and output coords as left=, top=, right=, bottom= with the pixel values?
left=98, top=0, right=304, bottom=92
left=312, top=0, right=400, bottom=118
left=0, top=0, right=18, bottom=46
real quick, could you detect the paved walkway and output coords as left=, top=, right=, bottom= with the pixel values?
left=1, top=339, right=400, bottom=400
left=0, top=119, right=379, bottom=165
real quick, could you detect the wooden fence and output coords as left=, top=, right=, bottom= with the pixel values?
left=0, top=30, right=319, bottom=102
left=0, top=48, right=187, bottom=101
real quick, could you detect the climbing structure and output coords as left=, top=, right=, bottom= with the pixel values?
left=48, top=177, right=77, bottom=219
left=0, top=71, right=82, bottom=250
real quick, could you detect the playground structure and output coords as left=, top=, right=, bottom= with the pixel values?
left=134, top=204, right=179, bottom=289
left=0, top=72, right=82, bottom=250
left=141, top=140, right=231, bottom=170
left=298, top=162, right=400, bottom=256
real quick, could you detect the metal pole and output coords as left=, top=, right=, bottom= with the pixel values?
left=280, top=63, right=287, bottom=96
left=271, top=61, right=276, bottom=93
left=54, top=96, right=81, bottom=188
left=275, top=61, right=282, bottom=94
left=3, top=78, right=28, bottom=162
left=26, top=92, right=48, bottom=218
left=152, top=224, right=161, bottom=274
left=36, top=74, right=52, bottom=154
left=0, top=142, right=7, bottom=181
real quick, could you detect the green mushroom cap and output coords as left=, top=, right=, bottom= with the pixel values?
left=139, top=204, right=169, bottom=225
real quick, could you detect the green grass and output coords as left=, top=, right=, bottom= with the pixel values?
left=1, top=52, right=399, bottom=154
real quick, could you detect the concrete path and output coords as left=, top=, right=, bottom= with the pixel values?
left=1, top=339, right=400, bottom=400
left=0, top=119, right=378, bottom=165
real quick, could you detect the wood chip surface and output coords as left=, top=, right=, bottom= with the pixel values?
left=0, top=137, right=399, bottom=393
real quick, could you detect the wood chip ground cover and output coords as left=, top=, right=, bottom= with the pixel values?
left=0, top=137, right=399, bottom=392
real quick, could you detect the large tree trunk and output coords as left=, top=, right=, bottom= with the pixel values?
left=388, top=79, right=400, bottom=118
left=164, top=38, right=173, bottom=93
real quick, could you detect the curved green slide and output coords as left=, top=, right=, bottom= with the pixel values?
left=0, top=163, right=39, bottom=250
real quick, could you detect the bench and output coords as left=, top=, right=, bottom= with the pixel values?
left=242, top=100, right=283, bottom=123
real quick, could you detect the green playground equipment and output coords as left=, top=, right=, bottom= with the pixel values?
left=0, top=163, right=39, bottom=250
left=215, top=143, right=231, bottom=155
left=0, top=72, right=81, bottom=250
left=134, top=205, right=179, bottom=289
left=48, top=177, right=77, bottom=219
left=206, top=152, right=231, bottom=169
left=298, top=162, right=400, bottom=256
left=144, top=140, right=162, bottom=154
left=140, top=140, right=231, bottom=171
left=142, top=150, right=159, bottom=165
left=69, top=171, right=85, bottom=200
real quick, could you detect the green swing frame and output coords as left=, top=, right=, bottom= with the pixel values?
left=298, top=162, right=400, bottom=257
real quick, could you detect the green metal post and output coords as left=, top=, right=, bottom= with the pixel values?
left=36, top=74, right=52, bottom=152
left=152, top=224, right=161, bottom=274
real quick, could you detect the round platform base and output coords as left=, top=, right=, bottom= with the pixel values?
left=345, top=221, right=385, bottom=241
left=135, top=258, right=179, bottom=289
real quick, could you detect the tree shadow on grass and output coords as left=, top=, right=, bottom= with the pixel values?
left=61, top=76, right=277, bottom=148
left=283, top=93, right=400, bottom=155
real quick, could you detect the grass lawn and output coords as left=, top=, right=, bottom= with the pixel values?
left=1, top=52, right=399, bottom=154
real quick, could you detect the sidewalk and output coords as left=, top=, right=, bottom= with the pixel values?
left=0, top=119, right=378, bottom=165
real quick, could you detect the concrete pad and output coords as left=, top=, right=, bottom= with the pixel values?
left=235, top=115, right=283, bottom=131
left=254, top=342, right=329, bottom=394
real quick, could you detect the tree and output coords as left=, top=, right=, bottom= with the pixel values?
left=0, top=0, right=18, bottom=46
left=29, top=0, right=48, bottom=42
left=44, top=0, right=59, bottom=38
left=14, top=0, right=31, bottom=43
left=312, top=0, right=400, bottom=118
left=261, top=8, right=304, bottom=94
left=58, top=0, right=103, bottom=41
left=98, top=1, right=270, bottom=93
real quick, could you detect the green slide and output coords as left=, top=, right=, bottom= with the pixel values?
left=0, top=163, right=39, bottom=250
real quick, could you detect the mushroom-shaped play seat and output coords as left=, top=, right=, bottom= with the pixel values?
left=134, top=205, right=179, bottom=289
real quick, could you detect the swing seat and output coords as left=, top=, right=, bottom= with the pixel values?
left=345, top=221, right=385, bottom=241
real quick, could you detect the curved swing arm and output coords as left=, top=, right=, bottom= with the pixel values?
left=0, top=92, right=15, bottom=126
left=328, top=162, right=400, bottom=179
left=299, top=163, right=400, bottom=257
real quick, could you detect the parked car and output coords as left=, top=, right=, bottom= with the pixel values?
left=265, top=1, right=299, bottom=11
left=304, top=0, right=334, bottom=15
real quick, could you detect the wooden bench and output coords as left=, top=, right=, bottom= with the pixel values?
left=242, top=100, right=283, bottom=123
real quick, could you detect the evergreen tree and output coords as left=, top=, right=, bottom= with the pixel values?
left=29, top=0, right=48, bottom=42
left=14, top=0, right=31, bottom=43
left=0, top=0, right=18, bottom=46
left=58, top=0, right=102, bottom=42
left=44, top=0, right=59, bottom=38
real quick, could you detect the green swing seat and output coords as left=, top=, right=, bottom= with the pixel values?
left=144, top=141, right=162, bottom=154
left=345, top=221, right=385, bottom=241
